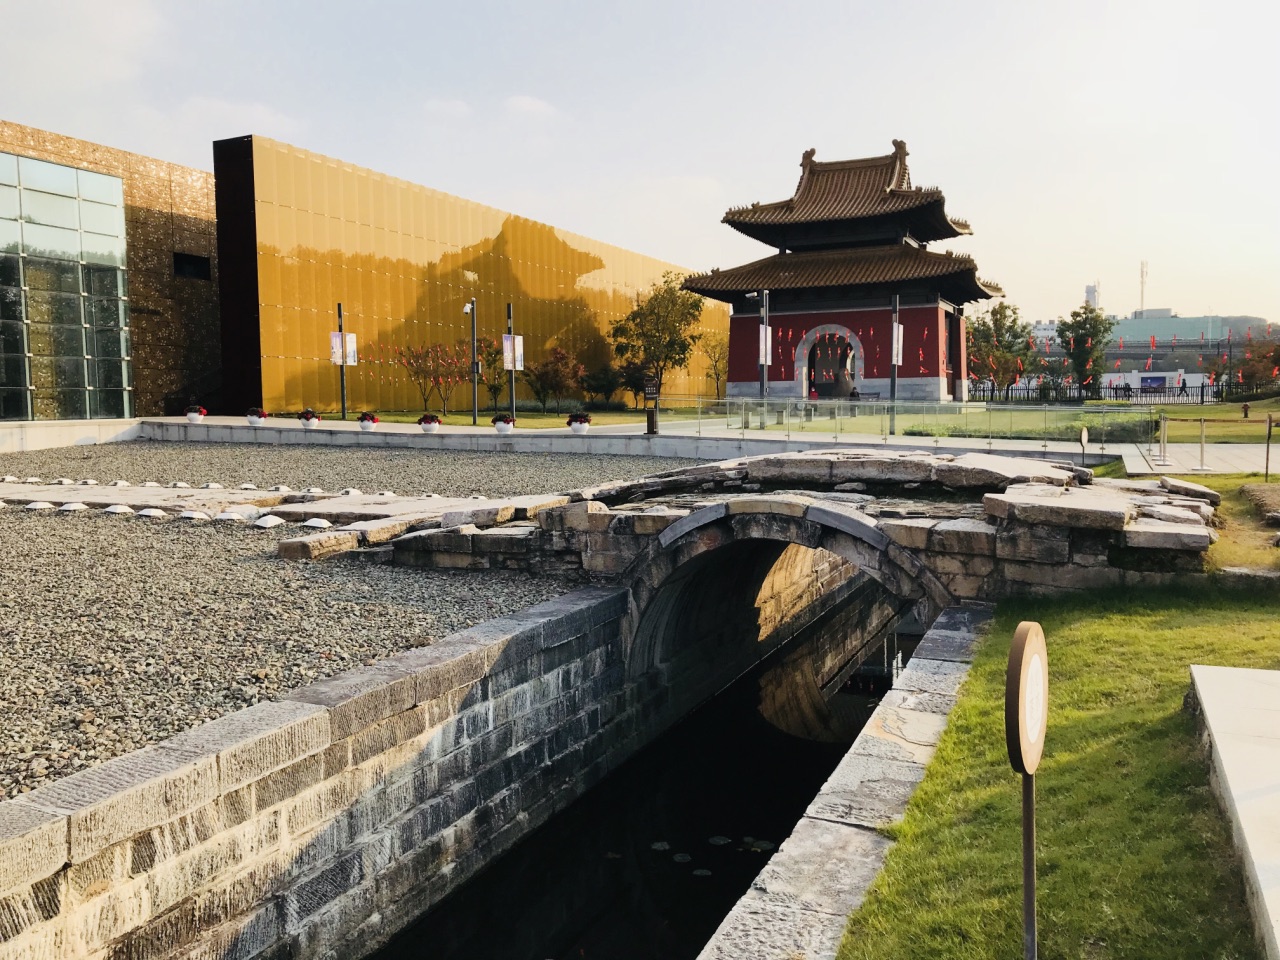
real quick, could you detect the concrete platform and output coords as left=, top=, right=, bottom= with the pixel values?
left=1190, top=664, right=1280, bottom=959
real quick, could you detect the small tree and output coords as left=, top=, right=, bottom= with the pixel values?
left=461, top=336, right=507, bottom=411
left=1056, top=303, right=1116, bottom=396
left=521, top=346, right=582, bottom=413
left=697, top=331, right=730, bottom=399
left=395, top=344, right=464, bottom=414
left=968, top=302, right=1032, bottom=398
left=619, top=360, right=648, bottom=409
left=611, top=271, right=704, bottom=395
left=577, top=362, right=622, bottom=406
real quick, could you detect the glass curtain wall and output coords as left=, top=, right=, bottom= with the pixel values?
left=0, top=151, right=130, bottom=420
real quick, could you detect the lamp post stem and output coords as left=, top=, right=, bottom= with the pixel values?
left=471, top=298, right=479, bottom=426
left=507, top=303, right=516, bottom=421
left=1023, top=772, right=1037, bottom=960
left=337, top=302, right=347, bottom=421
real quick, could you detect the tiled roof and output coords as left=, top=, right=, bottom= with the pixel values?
left=683, top=244, right=1003, bottom=303
left=723, top=141, right=970, bottom=241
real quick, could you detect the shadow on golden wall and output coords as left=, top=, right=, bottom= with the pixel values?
left=258, top=214, right=726, bottom=413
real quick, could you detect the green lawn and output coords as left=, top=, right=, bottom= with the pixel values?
left=838, top=585, right=1279, bottom=960
left=1157, top=397, right=1280, bottom=443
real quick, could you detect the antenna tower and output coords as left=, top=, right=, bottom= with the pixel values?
left=1139, top=261, right=1148, bottom=317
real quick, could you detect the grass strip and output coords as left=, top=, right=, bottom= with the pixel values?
left=839, top=585, right=1279, bottom=960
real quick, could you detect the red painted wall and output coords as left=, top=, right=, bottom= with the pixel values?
left=728, top=306, right=949, bottom=384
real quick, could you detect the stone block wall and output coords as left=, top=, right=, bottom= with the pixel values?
left=0, top=121, right=221, bottom=415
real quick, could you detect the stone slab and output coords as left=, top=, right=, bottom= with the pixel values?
left=1123, top=518, right=1215, bottom=550
left=278, top=530, right=361, bottom=560
left=284, top=663, right=419, bottom=741
left=932, top=452, right=1073, bottom=489
left=928, top=517, right=996, bottom=555
left=725, top=495, right=814, bottom=518
left=160, top=700, right=331, bottom=793
left=985, top=486, right=1134, bottom=530
left=1161, top=476, right=1222, bottom=505
left=804, top=501, right=888, bottom=549
left=1190, top=665, right=1280, bottom=959
left=14, top=745, right=217, bottom=863
left=851, top=703, right=948, bottom=765
left=879, top=517, right=937, bottom=550
left=0, top=802, right=67, bottom=894
left=829, top=456, right=934, bottom=484
left=697, top=890, right=847, bottom=960
left=805, top=752, right=927, bottom=829
left=657, top=502, right=727, bottom=548
left=750, top=816, right=893, bottom=917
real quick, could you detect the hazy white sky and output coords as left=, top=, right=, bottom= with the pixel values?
left=3, top=0, right=1276, bottom=322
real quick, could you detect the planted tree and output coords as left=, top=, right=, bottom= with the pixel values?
left=619, top=360, right=648, bottom=409
left=461, top=336, right=507, bottom=411
left=968, top=302, right=1032, bottom=398
left=1056, top=303, right=1116, bottom=396
left=697, top=331, right=730, bottom=399
left=521, top=346, right=582, bottom=413
left=395, top=343, right=464, bottom=414
left=610, top=271, right=704, bottom=396
left=577, top=362, right=622, bottom=406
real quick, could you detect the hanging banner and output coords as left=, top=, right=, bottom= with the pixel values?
left=758, top=326, right=773, bottom=366
left=331, top=332, right=358, bottom=366
left=344, top=333, right=357, bottom=366
left=502, top=334, right=525, bottom=371
left=891, top=321, right=904, bottom=367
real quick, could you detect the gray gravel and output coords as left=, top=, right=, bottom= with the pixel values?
left=0, top=444, right=699, bottom=798
left=0, top=441, right=700, bottom=497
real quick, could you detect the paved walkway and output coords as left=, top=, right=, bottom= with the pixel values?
left=1190, top=665, right=1280, bottom=959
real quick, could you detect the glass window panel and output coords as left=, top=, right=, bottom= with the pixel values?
left=94, top=327, right=125, bottom=358
left=0, top=287, right=20, bottom=323
left=20, top=189, right=79, bottom=228
left=27, top=323, right=85, bottom=358
left=87, top=297, right=125, bottom=327
left=81, top=232, right=125, bottom=267
left=18, top=157, right=78, bottom=196
left=0, top=389, right=27, bottom=420
left=77, top=169, right=123, bottom=205
left=0, top=153, right=17, bottom=186
left=22, top=222, right=80, bottom=261
left=83, top=264, right=121, bottom=297
left=1, top=319, right=24, bottom=353
left=90, top=359, right=125, bottom=389
left=0, top=218, right=19, bottom=254
left=1, top=355, right=27, bottom=387
left=26, top=292, right=82, bottom=326
left=35, top=390, right=88, bottom=419
left=24, top=258, right=81, bottom=294
left=79, top=200, right=124, bottom=237
left=91, top=389, right=127, bottom=419
left=0, top=185, right=17, bottom=220
left=0, top=255, right=19, bottom=287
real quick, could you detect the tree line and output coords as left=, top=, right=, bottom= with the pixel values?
left=393, top=272, right=731, bottom=414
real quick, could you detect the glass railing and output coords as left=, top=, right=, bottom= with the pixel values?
left=658, top=397, right=1160, bottom=453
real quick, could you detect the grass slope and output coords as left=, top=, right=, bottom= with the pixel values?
left=839, top=587, right=1280, bottom=960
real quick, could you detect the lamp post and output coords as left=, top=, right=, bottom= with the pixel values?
left=463, top=298, right=478, bottom=425
left=746, top=289, right=770, bottom=399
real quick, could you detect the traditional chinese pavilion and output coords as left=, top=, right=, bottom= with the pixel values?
left=684, top=141, right=1002, bottom=401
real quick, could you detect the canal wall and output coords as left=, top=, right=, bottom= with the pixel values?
left=0, top=553, right=894, bottom=960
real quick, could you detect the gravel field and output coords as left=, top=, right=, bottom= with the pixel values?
left=0, top=441, right=699, bottom=497
left=0, top=444, right=698, bottom=798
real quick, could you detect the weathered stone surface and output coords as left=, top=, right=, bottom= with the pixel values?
left=278, top=530, right=361, bottom=560
left=750, top=816, right=893, bottom=916
left=1001, top=560, right=1125, bottom=589
left=829, top=456, right=933, bottom=484
left=933, top=453, right=1073, bottom=489
left=1139, top=504, right=1210, bottom=526
left=630, top=508, right=689, bottom=535
left=879, top=517, right=936, bottom=550
left=995, top=530, right=1070, bottom=564
left=806, top=753, right=926, bottom=828
left=0, top=803, right=66, bottom=894
left=745, top=455, right=834, bottom=485
left=16, top=746, right=217, bottom=862
left=162, top=700, right=331, bottom=793
left=804, top=502, right=888, bottom=549
left=928, top=517, right=996, bottom=555
left=1160, top=476, right=1221, bottom=505
left=894, top=658, right=970, bottom=697
left=986, top=486, right=1134, bottom=530
left=285, top=664, right=418, bottom=741
left=697, top=891, right=846, bottom=960
left=440, top=503, right=515, bottom=528
left=725, top=495, right=813, bottom=518
left=1124, top=519, right=1216, bottom=550
left=657, top=502, right=727, bottom=548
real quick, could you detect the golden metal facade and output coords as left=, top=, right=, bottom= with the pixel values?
left=241, top=137, right=727, bottom=412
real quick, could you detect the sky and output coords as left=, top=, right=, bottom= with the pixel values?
left=2, top=0, right=1277, bottom=323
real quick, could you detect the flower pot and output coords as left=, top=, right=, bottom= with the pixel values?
left=302, top=418, right=321, bottom=430
left=420, top=422, right=440, bottom=434
left=246, top=416, right=266, bottom=427
left=359, top=421, right=377, bottom=432
left=186, top=413, right=204, bottom=424
left=493, top=422, right=514, bottom=435
left=569, top=422, right=589, bottom=435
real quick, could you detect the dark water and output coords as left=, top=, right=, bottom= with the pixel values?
left=376, top=618, right=905, bottom=960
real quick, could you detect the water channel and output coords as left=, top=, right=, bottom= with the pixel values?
left=376, top=587, right=917, bottom=960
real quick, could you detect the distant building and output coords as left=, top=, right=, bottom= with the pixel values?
left=1085, top=283, right=1100, bottom=309
left=685, top=141, right=1001, bottom=401
left=1131, top=307, right=1173, bottom=320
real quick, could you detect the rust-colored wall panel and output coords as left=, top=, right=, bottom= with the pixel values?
left=0, top=120, right=221, bottom=416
